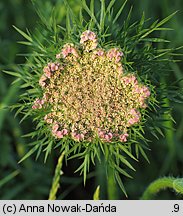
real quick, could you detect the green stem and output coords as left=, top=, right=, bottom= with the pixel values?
left=107, top=167, right=119, bottom=200
left=49, top=151, right=65, bottom=200
left=141, top=177, right=183, bottom=200
left=160, top=96, right=176, bottom=175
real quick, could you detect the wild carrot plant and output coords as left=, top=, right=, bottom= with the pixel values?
left=10, top=0, right=183, bottom=197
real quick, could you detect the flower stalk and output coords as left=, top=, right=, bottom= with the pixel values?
left=49, top=151, right=65, bottom=200
left=141, top=177, right=183, bottom=200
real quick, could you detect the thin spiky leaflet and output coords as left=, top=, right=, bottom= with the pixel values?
left=11, top=0, right=180, bottom=196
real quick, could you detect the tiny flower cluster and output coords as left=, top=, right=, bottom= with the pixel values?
left=33, top=30, right=151, bottom=143
left=80, top=30, right=98, bottom=51
left=106, top=48, right=123, bottom=63
left=32, top=98, right=45, bottom=109
left=56, top=43, right=78, bottom=59
left=39, top=62, right=61, bottom=88
left=128, top=109, right=141, bottom=126
left=51, top=123, right=68, bottom=139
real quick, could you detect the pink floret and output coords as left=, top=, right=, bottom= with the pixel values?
left=119, top=133, right=129, bottom=142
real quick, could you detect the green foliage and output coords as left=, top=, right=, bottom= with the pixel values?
left=141, top=177, right=183, bottom=199
left=9, top=0, right=183, bottom=197
left=0, top=170, right=20, bottom=188
left=93, top=185, right=100, bottom=200
left=1, top=0, right=183, bottom=199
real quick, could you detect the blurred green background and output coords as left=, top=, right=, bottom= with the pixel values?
left=0, top=0, right=183, bottom=199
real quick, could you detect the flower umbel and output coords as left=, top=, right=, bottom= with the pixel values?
left=34, top=31, right=151, bottom=143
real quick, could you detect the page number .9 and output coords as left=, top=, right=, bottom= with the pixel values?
left=173, top=204, right=179, bottom=213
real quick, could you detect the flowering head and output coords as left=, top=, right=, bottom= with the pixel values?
left=34, top=31, right=151, bottom=144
